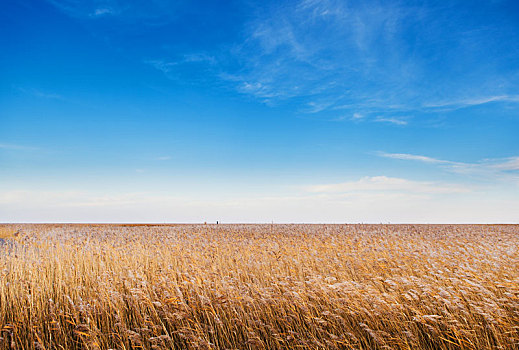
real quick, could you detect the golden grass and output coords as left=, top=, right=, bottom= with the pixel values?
left=0, top=227, right=17, bottom=240
left=0, top=224, right=518, bottom=349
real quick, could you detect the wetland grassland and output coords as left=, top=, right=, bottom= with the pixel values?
left=0, top=224, right=518, bottom=349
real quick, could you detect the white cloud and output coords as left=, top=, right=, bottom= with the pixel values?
left=378, top=152, right=519, bottom=180
left=46, top=0, right=519, bottom=119
left=182, top=53, right=216, bottom=64
left=146, top=54, right=218, bottom=84
left=17, top=87, right=63, bottom=100
left=0, top=143, right=39, bottom=151
left=146, top=53, right=216, bottom=73
left=145, top=60, right=176, bottom=74
left=46, top=0, right=179, bottom=23
left=305, top=176, right=471, bottom=194
left=306, top=101, right=335, bottom=113
left=0, top=190, right=156, bottom=208
left=374, top=116, right=408, bottom=125
left=92, top=8, right=113, bottom=16
left=488, top=156, right=519, bottom=171
left=377, top=152, right=452, bottom=164
left=218, top=0, right=415, bottom=107
left=139, top=0, right=519, bottom=121
left=424, top=95, right=519, bottom=110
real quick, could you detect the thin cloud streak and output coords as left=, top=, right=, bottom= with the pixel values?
left=491, top=157, right=519, bottom=171
left=378, top=152, right=519, bottom=179
left=17, top=87, right=64, bottom=100
left=92, top=8, right=114, bottom=17
left=374, top=117, right=408, bottom=125
left=46, top=0, right=181, bottom=23
left=0, top=143, right=39, bottom=151
left=377, top=152, right=454, bottom=164
left=305, top=176, right=472, bottom=195
left=424, top=95, right=519, bottom=110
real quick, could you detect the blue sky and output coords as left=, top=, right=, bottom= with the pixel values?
left=1, top=0, right=518, bottom=222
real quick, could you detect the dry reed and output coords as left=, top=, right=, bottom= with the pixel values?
left=0, top=224, right=518, bottom=349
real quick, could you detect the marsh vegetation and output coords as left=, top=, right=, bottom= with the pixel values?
left=0, top=224, right=518, bottom=349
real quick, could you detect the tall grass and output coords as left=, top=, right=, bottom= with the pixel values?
left=0, top=224, right=518, bottom=349
left=0, top=227, right=17, bottom=240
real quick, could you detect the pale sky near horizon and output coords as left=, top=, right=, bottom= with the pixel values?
left=1, top=0, right=518, bottom=223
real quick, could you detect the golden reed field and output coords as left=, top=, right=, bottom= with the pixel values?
left=0, top=224, right=518, bottom=350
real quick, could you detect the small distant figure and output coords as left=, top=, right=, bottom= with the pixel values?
left=216, top=221, right=219, bottom=225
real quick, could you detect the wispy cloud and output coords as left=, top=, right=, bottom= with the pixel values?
left=156, top=156, right=171, bottom=161
left=305, top=176, right=471, bottom=195
left=491, top=157, right=519, bottom=171
left=92, top=8, right=114, bottom=17
left=222, top=1, right=519, bottom=119
left=16, top=87, right=64, bottom=100
left=0, top=190, right=150, bottom=208
left=146, top=53, right=216, bottom=73
left=146, top=60, right=176, bottom=74
left=378, top=152, right=519, bottom=180
left=351, top=112, right=365, bottom=120
left=331, top=113, right=409, bottom=125
left=377, top=152, right=453, bottom=164
left=374, top=116, right=408, bottom=125
left=217, top=3, right=399, bottom=106
left=424, top=95, right=519, bottom=110
left=305, top=101, right=336, bottom=114
left=46, top=0, right=180, bottom=23
left=47, top=0, right=519, bottom=124
left=146, top=54, right=218, bottom=84
left=140, top=0, right=519, bottom=123
left=0, top=143, right=39, bottom=151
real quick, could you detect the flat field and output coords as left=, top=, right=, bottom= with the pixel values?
left=0, top=224, right=518, bottom=349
